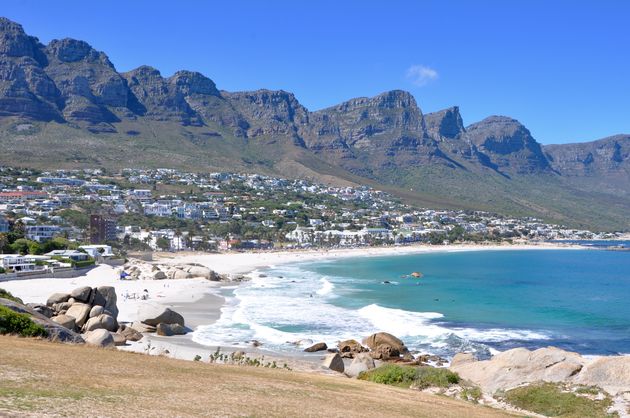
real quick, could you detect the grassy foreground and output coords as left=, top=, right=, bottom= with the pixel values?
left=0, top=337, right=511, bottom=418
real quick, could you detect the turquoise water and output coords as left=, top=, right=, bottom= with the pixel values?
left=193, top=249, right=630, bottom=358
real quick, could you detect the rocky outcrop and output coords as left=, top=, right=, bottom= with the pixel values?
left=223, top=89, right=308, bottom=144
left=64, top=303, right=91, bottom=327
left=337, top=339, right=369, bottom=358
left=544, top=135, right=630, bottom=196
left=450, top=352, right=475, bottom=368
left=27, top=303, right=53, bottom=318
left=138, top=306, right=185, bottom=327
left=156, top=322, right=187, bottom=336
left=322, top=352, right=344, bottom=373
left=573, top=355, right=630, bottom=396
left=463, top=116, right=552, bottom=174
left=122, top=66, right=227, bottom=126
left=84, top=313, right=117, bottom=332
left=303, top=342, right=328, bottom=353
left=133, top=305, right=188, bottom=337
left=120, top=259, right=236, bottom=282
left=44, top=38, right=130, bottom=127
left=363, top=332, right=411, bottom=360
left=425, top=106, right=465, bottom=140
left=545, top=135, right=630, bottom=175
left=84, top=328, right=114, bottom=347
left=39, top=285, right=137, bottom=346
left=130, top=321, right=156, bottom=333
left=38, top=285, right=190, bottom=344
left=448, top=346, right=630, bottom=395
left=46, top=292, right=70, bottom=306
left=51, top=314, right=76, bottom=330
left=118, top=324, right=143, bottom=342
left=302, top=90, right=442, bottom=173
left=70, top=286, right=92, bottom=303
left=345, top=353, right=376, bottom=378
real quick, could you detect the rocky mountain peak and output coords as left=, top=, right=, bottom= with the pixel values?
left=46, top=38, right=110, bottom=66
left=466, top=116, right=534, bottom=151
left=425, top=106, right=465, bottom=140
left=372, top=90, right=418, bottom=109
left=126, top=65, right=161, bottom=78
left=0, top=17, right=44, bottom=61
left=331, top=90, right=419, bottom=113
left=169, top=70, right=219, bottom=97
left=464, top=116, right=551, bottom=173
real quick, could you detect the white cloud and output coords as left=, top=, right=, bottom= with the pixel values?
left=405, top=65, right=438, bottom=87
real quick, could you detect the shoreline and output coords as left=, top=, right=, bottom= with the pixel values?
left=156, top=241, right=583, bottom=275
left=0, top=241, right=602, bottom=368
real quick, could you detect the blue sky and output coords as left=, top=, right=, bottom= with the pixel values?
left=4, top=1, right=629, bottom=143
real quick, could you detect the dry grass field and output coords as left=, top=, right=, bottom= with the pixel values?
left=0, top=337, right=513, bottom=417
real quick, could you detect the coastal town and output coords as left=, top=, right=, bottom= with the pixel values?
left=0, top=165, right=620, bottom=274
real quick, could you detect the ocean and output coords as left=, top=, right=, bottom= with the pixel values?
left=193, top=248, right=630, bottom=359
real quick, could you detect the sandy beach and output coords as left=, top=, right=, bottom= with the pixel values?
left=156, top=241, right=578, bottom=275
left=1, top=242, right=584, bottom=367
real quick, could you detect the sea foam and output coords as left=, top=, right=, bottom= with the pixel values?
left=192, top=263, right=549, bottom=358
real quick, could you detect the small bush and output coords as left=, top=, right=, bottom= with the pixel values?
left=72, top=259, right=95, bottom=268
left=358, top=364, right=418, bottom=387
left=413, top=366, right=460, bottom=389
left=0, top=305, right=47, bottom=337
left=460, top=386, right=483, bottom=402
left=358, top=364, right=460, bottom=389
left=0, top=288, right=23, bottom=304
left=0, top=267, right=5, bottom=274
left=504, top=382, right=614, bottom=418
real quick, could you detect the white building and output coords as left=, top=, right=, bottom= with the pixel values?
left=0, top=254, right=38, bottom=271
left=25, top=225, right=62, bottom=242
left=79, top=245, right=114, bottom=258
left=128, top=189, right=152, bottom=200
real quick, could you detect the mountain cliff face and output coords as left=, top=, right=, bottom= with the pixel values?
left=0, top=18, right=62, bottom=121
left=301, top=90, right=448, bottom=176
left=545, top=135, right=630, bottom=176
left=544, top=135, right=630, bottom=197
left=463, top=116, right=552, bottom=174
left=223, top=90, right=309, bottom=145
left=0, top=17, right=629, bottom=230
left=424, top=106, right=465, bottom=140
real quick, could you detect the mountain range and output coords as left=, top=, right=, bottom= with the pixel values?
left=0, top=17, right=628, bottom=231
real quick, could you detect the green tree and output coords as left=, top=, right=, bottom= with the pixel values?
left=156, top=237, right=170, bottom=251
left=10, top=238, right=39, bottom=255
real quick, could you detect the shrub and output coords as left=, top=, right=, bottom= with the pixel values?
left=359, top=364, right=460, bottom=389
left=460, top=386, right=483, bottom=403
left=72, top=259, right=95, bottom=268
left=0, top=305, right=47, bottom=337
left=0, top=266, right=5, bottom=274
left=0, top=288, right=23, bottom=304
left=358, top=364, right=418, bottom=387
left=504, top=382, right=613, bottom=418
left=413, top=366, right=460, bottom=389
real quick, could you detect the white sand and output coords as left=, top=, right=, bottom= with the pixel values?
left=158, top=242, right=577, bottom=275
